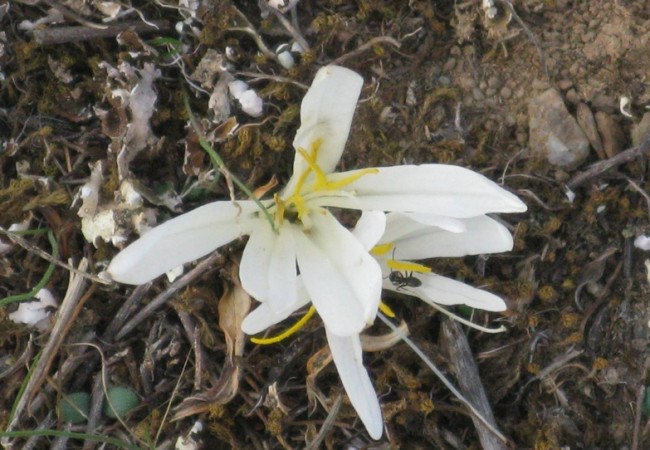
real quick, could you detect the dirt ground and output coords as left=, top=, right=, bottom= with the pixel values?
left=1, top=1, right=650, bottom=449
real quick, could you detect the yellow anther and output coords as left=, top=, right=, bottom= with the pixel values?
left=378, top=301, right=396, bottom=318
left=387, top=259, right=431, bottom=273
left=250, top=306, right=317, bottom=345
left=371, top=242, right=394, bottom=256
left=318, top=168, right=379, bottom=192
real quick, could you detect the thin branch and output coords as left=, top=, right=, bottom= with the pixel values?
left=567, top=134, right=650, bottom=189
left=33, top=20, right=170, bottom=45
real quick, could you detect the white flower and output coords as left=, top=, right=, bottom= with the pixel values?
left=106, top=64, right=527, bottom=439
left=108, top=65, right=381, bottom=338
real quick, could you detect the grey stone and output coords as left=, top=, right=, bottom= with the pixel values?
left=594, top=111, right=625, bottom=157
left=632, top=112, right=650, bottom=147
left=528, top=88, right=590, bottom=170
left=576, top=103, right=604, bottom=158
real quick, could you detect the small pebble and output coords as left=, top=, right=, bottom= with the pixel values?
left=528, top=88, right=590, bottom=170
left=576, top=103, right=604, bottom=158
left=595, top=111, right=625, bottom=157
left=632, top=112, right=650, bottom=147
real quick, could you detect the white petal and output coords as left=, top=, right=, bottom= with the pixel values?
left=351, top=211, right=386, bottom=251
left=286, top=66, right=363, bottom=194
left=239, top=220, right=275, bottom=300
left=323, top=165, right=527, bottom=217
left=240, top=222, right=299, bottom=314
left=295, top=210, right=382, bottom=336
left=268, top=225, right=299, bottom=313
left=241, top=288, right=310, bottom=335
left=326, top=328, right=383, bottom=439
left=386, top=272, right=506, bottom=311
left=392, top=215, right=514, bottom=260
left=379, top=212, right=466, bottom=245
left=107, top=201, right=258, bottom=284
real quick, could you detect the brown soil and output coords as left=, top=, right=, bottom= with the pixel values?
left=1, top=1, right=649, bottom=449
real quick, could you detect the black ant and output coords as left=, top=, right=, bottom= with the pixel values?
left=386, top=248, right=423, bottom=290
left=388, top=270, right=422, bottom=289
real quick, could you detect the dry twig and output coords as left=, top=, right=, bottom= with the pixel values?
left=567, top=134, right=650, bottom=189
left=441, top=319, right=508, bottom=450
left=33, top=20, right=170, bottom=45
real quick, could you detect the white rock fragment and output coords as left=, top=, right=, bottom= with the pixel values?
left=166, top=265, right=185, bottom=282
left=267, top=0, right=298, bottom=13
left=228, top=80, right=263, bottom=117
left=238, top=90, right=263, bottom=117
left=82, top=210, right=127, bottom=247
left=634, top=235, right=650, bottom=251
left=175, top=420, right=204, bottom=450
left=94, top=1, right=121, bottom=19
left=276, top=43, right=294, bottom=69
left=482, top=0, right=498, bottom=19
left=228, top=80, right=249, bottom=99
left=291, top=41, right=305, bottom=54
left=0, top=216, right=32, bottom=255
left=9, top=288, right=58, bottom=330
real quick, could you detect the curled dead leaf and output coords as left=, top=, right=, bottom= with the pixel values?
left=172, top=260, right=251, bottom=421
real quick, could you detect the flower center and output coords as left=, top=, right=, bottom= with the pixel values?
left=270, top=139, right=378, bottom=229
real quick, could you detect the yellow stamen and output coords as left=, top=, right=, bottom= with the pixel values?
left=387, top=259, right=432, bottom=273
left=371, top=242, right=393, bottom=256
left=316, top=168, right=379, bottom=191
left=297, top=144, right=328, bottom=189
left=378, top=301, right=396, bottom=318
left=290, top=147, right=316, bottom=197
left=250, top=306, right=317, bottom=345
left=290, top=193, right=309, bottom=220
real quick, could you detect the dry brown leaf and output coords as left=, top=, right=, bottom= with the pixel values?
left=218, top=261, right=251, bottom=361
left=305, top=344, right=332, bottom=414
left=172, top=261, right=251, bottom=421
